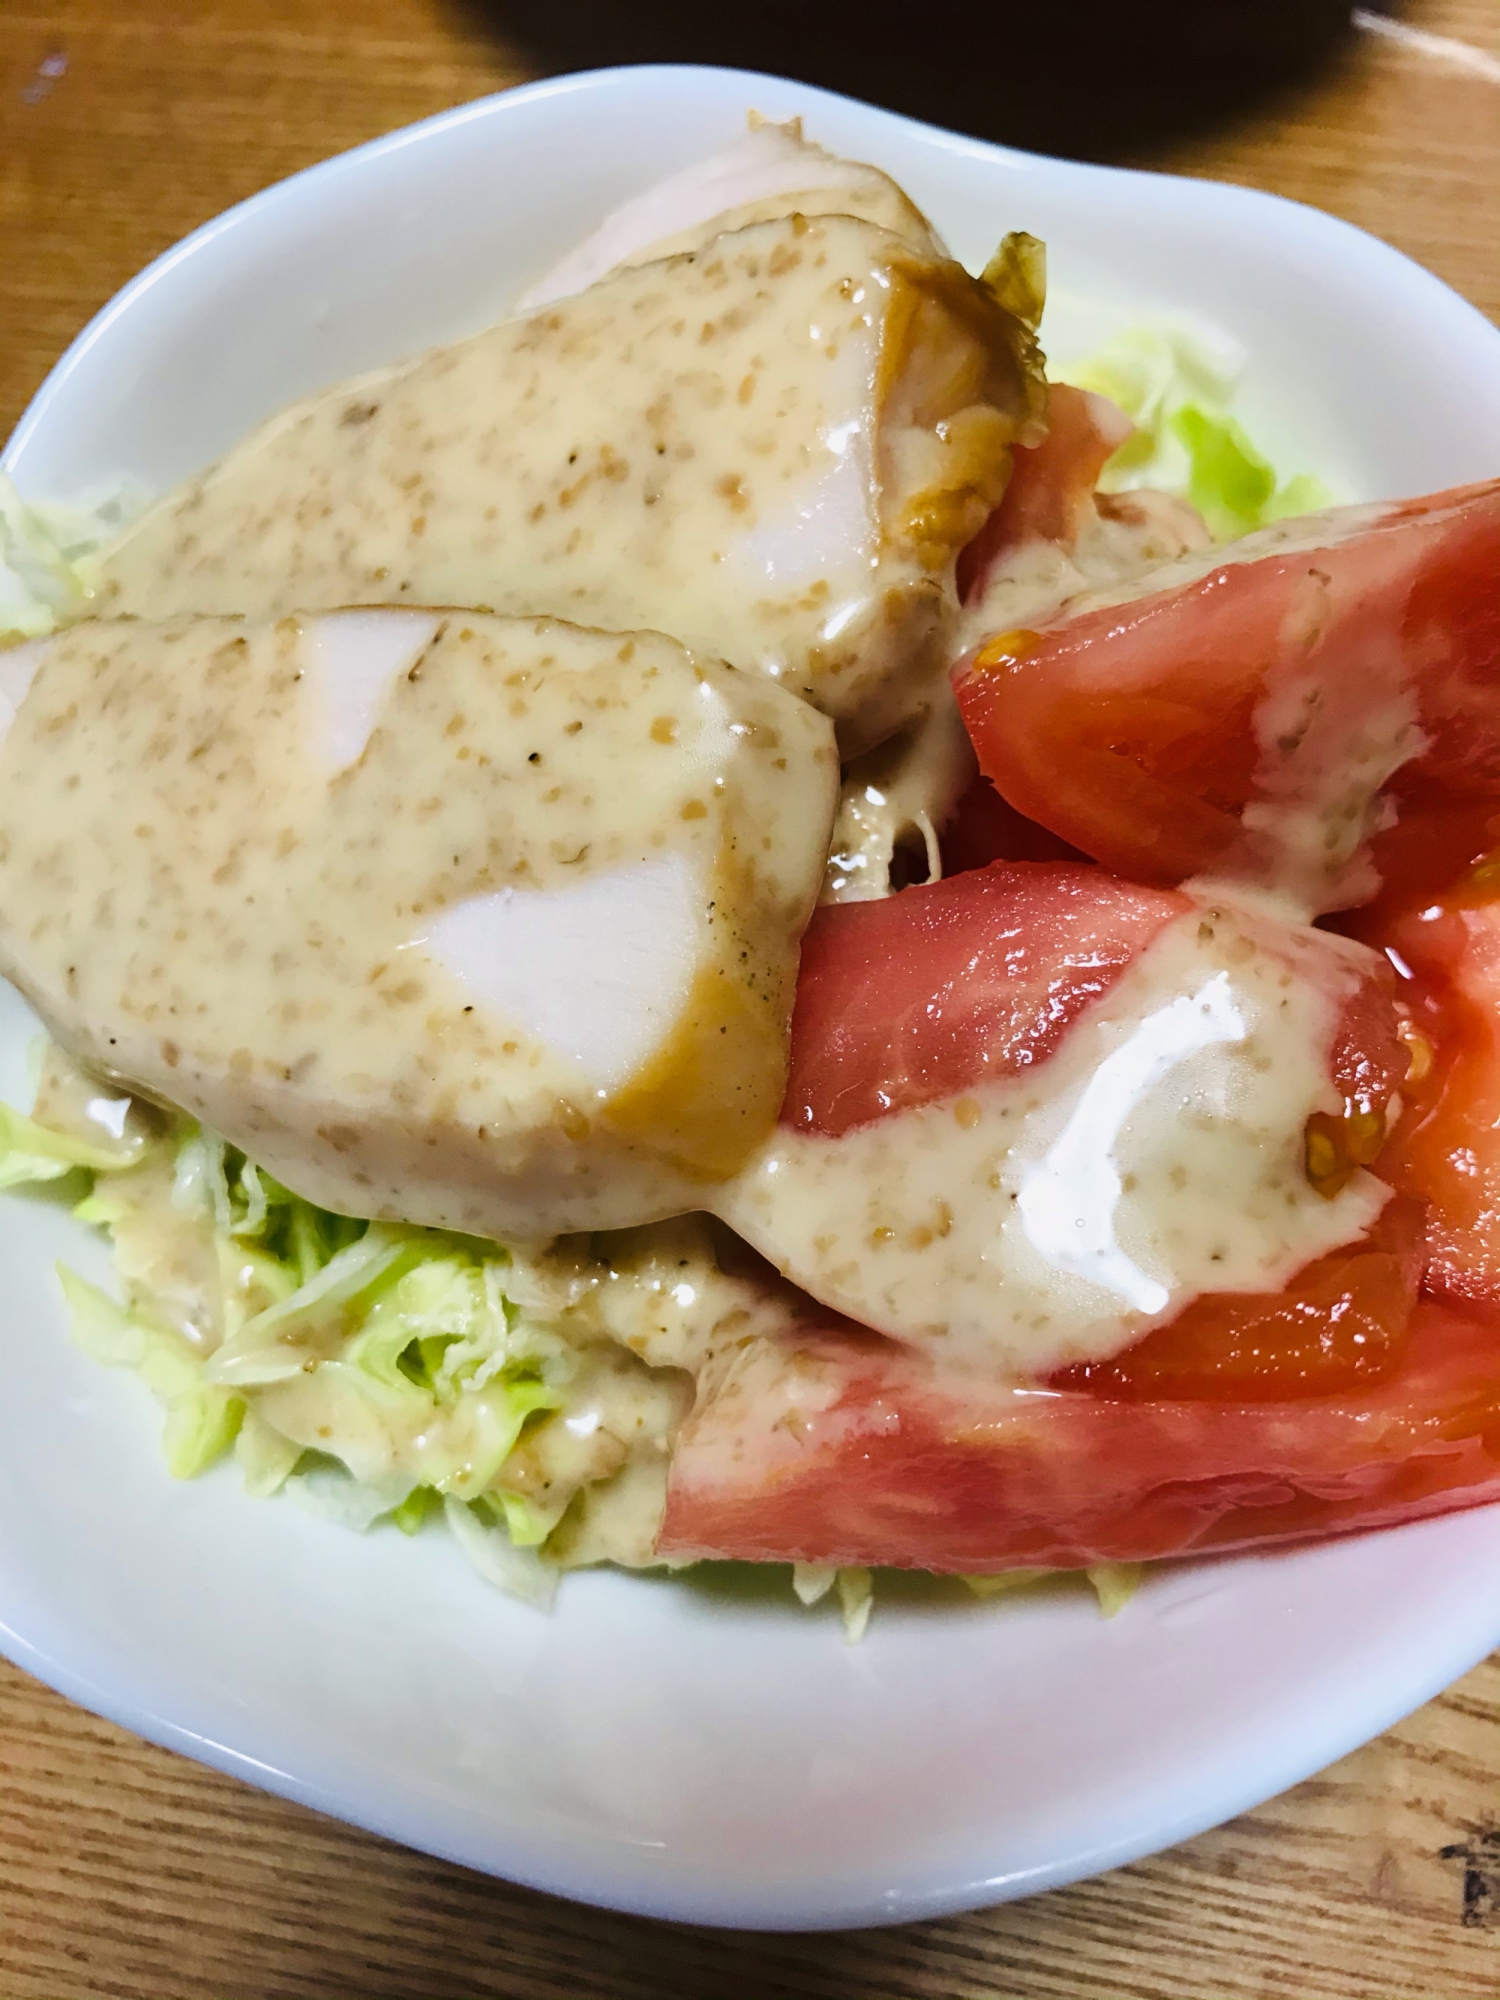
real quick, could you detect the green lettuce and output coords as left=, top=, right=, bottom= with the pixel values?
left=0, top=1098, right=149, bottom=1188
left=14, top=1071, right=1162, bottom=1629
left=1056, top=326, right=1334, bottom=541
left=8, top=1099, right=570, bottom=1593
left=961, top=1562, right=1144, bottom=1617
left=59, top=1266, right=243, bottom=1478
left=0, top=470, right=146, bottom=641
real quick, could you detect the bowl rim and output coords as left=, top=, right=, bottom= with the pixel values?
left=8, top=61, right=1500, bottom=486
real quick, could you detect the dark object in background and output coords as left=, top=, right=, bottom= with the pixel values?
left=455, top=0, right=1360, bottom=160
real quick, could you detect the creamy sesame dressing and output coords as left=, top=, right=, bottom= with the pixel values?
left=0, top=611, right=836, bottom=1236
left=714, top=900, right=1389, bottom=1375
left=821, top=684, right=976, bottom=902
left=95, top=212, right=1041, bottom=754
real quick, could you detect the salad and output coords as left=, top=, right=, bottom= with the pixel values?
left=3, top=116, right=1498, bottom=1635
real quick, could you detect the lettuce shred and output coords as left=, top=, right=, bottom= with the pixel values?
left=0, top=471, right=146, bottom=641
left=961, top=1562, right=1144, bottom=1617
left=1057, top=326, right=1334, bottom=541
left=3, top=1088, right=582, bottom=1607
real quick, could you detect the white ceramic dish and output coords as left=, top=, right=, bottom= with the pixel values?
left=5, top=64, right=1500, bottom=1934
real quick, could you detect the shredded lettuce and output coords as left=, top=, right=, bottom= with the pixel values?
left=59, top=1266, right=243, bottom=1478
left=1056, top=326, right=1334, bottom=540
left=444, top=1493, right=558, bottom=1609
left=961, top=1562, right=1144, bottom=1618
left=0, top=1099, right=147, bottom=1188
left=0, top=1083, right=571, bottom=1600
left=16, top=1073, right=1168, bottom=1626
left=284, top=1460, right=418, bottom=1532
left=792, top=1560, right=837, bottom=1606
left=234, top=1404, right=304, bottom=1497
left=390, top=1484, right=440, bottom=1536
left=1087, top=1561, right=1143, bottom=1618
left=0, top=471, right=146, bottom=641
left=961, top=1568, right=1053, bottom=1601
left=492, top=1489, right=569, bottom=1547
left=836, top=1566, right=874, bottom=1644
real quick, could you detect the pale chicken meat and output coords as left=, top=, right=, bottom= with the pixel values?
left=93, top=212, right=1045, bottom=753
left=0, top=611, right=837, bottom=1236
left=515, top=117, right=943, bottom=310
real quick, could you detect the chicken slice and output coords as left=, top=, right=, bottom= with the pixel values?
left=515, top=116, right=942, bottom=310
left=0, top=611, right=837, bottom=1235
left=93, top=213, right=1045, bottom=754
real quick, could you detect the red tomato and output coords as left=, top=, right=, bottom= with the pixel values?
left=1051, top=1194, right=1425, bottom=1401
left=938, top=773, right=1089, bottom=875
left=1345, top=876, right=1500, bottom=1306
left=658, top=1294, right=1500, bottom=1572
left=781, top=862, right=1187, bottom=1138
left=955, top=383, right=1131, bottom=600
left=783, top=860, right=1407, bottom=1140
left=953, top=480, right=1500, bottom=915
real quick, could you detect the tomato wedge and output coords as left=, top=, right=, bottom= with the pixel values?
left=939, top=772, right=1089, bottom=875
left=953, top=479, right=1500, bottom=915
left=658, top=1294, right=1500, bottom=1571
left=1344, top=872, right=1500, bottom=1307
left=782, top=862, right=1186, bottom=1137
left=782, top=860, right=1405, bottom=1141
left=955, top=383, right=1131, bottom=600
left=728, top=861, right=1411, bottom=1378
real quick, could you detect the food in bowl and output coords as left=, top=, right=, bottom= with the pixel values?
left=4, top=118, right=1499, bottom=1627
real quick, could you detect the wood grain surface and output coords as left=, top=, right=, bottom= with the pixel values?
left=3, top=4, right=1500, bottom=1994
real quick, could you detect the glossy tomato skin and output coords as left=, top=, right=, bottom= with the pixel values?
left=955, top=383, right=1131, bottom=600
left=938, top=772, right=1090, bottom=875
left=781, top=862, right=1188, bottom=1138
left=1344, top=878, right=1500, bottom=1306
left=783, top=859, right=1406, bottom=1141
left=953, top=479, right=1500, bottom=915
left=659, top=1299, right=1500, bottom=1572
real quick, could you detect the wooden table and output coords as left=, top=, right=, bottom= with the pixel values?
left=3, top=4, right=1500, bottom=1993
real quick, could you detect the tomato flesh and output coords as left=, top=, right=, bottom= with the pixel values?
left=953, top=479, right=1500, bottom=914
left=956, top=383, right=1131, bottom=600
left=659, top=1299, right=1500, bottom=1571
left=1344, top=878, right=1500, bottom=1307
left=938, top=773, right=1089, bottom=875
left=781, top=862, right=1187, bottom=1138
left=1050, top=1195, right=1424, bottom=1400
left=683, top=470, right=1500, bottom=1569
left=784, top=859, right=1405, bottom=1141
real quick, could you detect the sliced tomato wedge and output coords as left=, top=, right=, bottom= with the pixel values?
left=953, top=479, right=1500, bottom=915
left=782, top=861, right=1186, bottom=1137
left=938, top=772, right=1089, bottom=875
left=659, top=1294, right=1500, bottom=1571
left=1343, top=872, right=1500, bottom=1307
left=742, top=860, right=1412, bottom=1374
left=783, top=860, right=1406, bottom=1139
left=956, top=383, right=1131, bottom=600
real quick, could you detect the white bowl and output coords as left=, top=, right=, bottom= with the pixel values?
left=5, top=64, right=1500, bottom=1933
